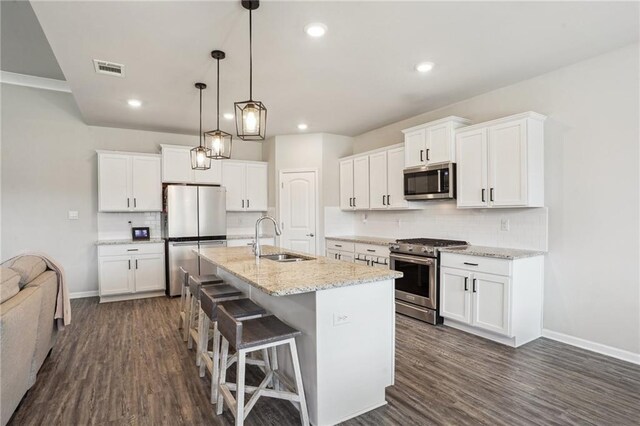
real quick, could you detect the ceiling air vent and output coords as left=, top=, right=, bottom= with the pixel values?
left=93, top=59, right=125, bottom=77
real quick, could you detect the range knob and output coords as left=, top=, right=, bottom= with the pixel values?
left=407, top=247, right=414, bottom=252
left=390, top=244, right=400, bottom=250
left=422, top=247, right=430, bottom=253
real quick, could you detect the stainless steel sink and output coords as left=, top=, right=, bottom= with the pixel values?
left=260, top=253, right=314, bottom=262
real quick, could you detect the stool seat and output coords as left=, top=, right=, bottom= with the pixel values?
left=189, top=274, right=224, bottom=286
left=201, top=296, right=266, bottom=322
left=190, top=280, right=232, bottom=302
left=233, top=315, right=301, bottom=350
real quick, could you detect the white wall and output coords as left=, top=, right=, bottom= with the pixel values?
left=1, top=83, right=263, bottom=294
left=350, top=44, right=640, bottom=356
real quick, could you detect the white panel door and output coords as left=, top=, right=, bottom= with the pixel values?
left=222, top=162, right=246, bottom=211
left=245, top=163, right=268, bottom=211
left=194, top=160, right=223, bottom=184
left=162, top=146, right=194, bottom=183
left=99, top=256, right=134, bottom=296
left=404, top=129, right=426, bottom=168
left=133, top=254, right=165, bottom=292
left=426, top=123, right=451, bottom=165
left=456, top=129, right=488, bottom=208
left=488, top=119, right=528, bottom=207
left=386, top=146, right=408, bottom=209
left=98, top=154, right=131, bottom=211
left=279, top=171, right=317, bottom=255
left=353, top=156, right=370, bottom=210
left=339, top=159, right=354, bottom=210
left=440, top=267, right=471, bottom=324
left=368, top=152, right=388, bottom=209
left=472, top=272, right=511, bottom=336
left=131, top=156, right=161, bottom=211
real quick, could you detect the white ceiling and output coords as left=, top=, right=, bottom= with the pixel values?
left=31, top=1, right=639, bottom=137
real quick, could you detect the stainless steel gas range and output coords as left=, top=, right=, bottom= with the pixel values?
left=390, top=238, right=467, bottom=324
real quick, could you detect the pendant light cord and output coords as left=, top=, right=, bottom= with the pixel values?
left=249, top=8, right=253, bottom=100
left=216, top=58, right=220, bottom=129
left=199, top=86, right=203, bottom=147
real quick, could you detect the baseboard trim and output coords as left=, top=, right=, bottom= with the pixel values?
left=69, top=291, right=98, bottom=299
left=1, top=71, right=71, bottom=93
left=542, top=329, right=640, bottom=365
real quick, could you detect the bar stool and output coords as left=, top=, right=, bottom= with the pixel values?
left=187, top=274, right=230, bottom=355
left=178, top=267, right=190, bottom=339
left=198, top=293, right=268, bottom=403
left=216, top=306, right=310, bottom=426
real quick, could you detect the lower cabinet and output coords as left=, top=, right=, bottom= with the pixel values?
left=440, top=252, right=543, bottom=347
left=98, top=243, right=165, bottom=302
left=325, top=239, right=389, bottom=266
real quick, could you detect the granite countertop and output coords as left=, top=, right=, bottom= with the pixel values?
left=439, top=245, right=546, bottom=260
left=226, top=234, right=275, bottom=240
left=96, top=238, right=164, bottom=246
left=196, top=245, right=402, bottom=296
left=325, top=235, right=396, bottom=246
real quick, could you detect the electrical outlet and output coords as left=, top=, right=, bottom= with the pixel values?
left=68, top=210, right=79, bottom=220
left=333, top=312, right=351, bottom=326
left=500, top=219, right=510, bottom=231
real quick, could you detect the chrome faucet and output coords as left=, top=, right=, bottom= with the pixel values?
left=254, top=215, right=282, bottom=257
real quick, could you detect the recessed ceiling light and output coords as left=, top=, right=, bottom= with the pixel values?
left=127, top=99, right=142, bottom=108
left=304, top=23, right=327, bottom=38
left=223, top=113, right=234, bottom=120
left=415, top=62, right=435, bottom=73
left=297, top=123, right=308, bottom=130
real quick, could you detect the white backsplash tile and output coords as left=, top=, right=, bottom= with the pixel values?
left=97, top=212, right=162, bottom=240
left=227, top=211, right=266, bottom=236
left=324, top=206, right=355, bottom=237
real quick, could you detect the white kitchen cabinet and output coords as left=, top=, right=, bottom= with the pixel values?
left=440, top=251, right=543, bottom=347
left=326, top=248, right=354, bottom=263
left=98, top=151, right=162, bottom=212
left=369, top=147, right=408, bottom=210
left=326, top=239, right=389, bottom=267
left=161, top=144, right=222, bottom=184
left=222, top=160, right=268, bottom=212
left=456, top=112, right=546, bottom=209
left=402, top=116, right=471, bottom=168
left=353, top=156, right=369, bottom=210
left=339, top=159, right=354, bottom=210
left=98, top=243, right=165, bottom=302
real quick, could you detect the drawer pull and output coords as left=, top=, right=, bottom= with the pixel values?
left=127, top=249, right=139, bottom=252
left=463, top=262, right=478, bottom=266
left=366, top=249, right=376, bottom=253
left=335, top=244, right=342, bottom=248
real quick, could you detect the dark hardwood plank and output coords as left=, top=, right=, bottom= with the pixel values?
left=9, top=297, right=640, bottom=426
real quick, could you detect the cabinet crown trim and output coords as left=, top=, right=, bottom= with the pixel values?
left=339, top=142, right=403, bottom=161
left=96, top=150, right=161, bottom=158
left=454, top=111, right=547, bottom=134
left=401, top=116, right=472, bottom=134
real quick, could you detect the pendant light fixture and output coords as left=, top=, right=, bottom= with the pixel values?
left=204, top=50, right=233, bottom=159
left=191, top=83, right=212, bottom=170
left=235, top=0, right=267, bottom=141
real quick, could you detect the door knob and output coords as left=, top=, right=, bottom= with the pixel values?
left=306, top=233, right=315, bottom=237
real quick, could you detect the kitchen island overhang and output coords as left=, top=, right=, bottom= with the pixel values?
left=196, top=246, right=402, bottom=426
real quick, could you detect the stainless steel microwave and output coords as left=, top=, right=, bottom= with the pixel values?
left=403, top=163, right=456, bottom=200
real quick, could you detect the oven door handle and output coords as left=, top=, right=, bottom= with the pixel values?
left=390, top=253, right=435, bottom=266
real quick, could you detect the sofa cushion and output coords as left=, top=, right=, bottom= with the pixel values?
left=3, top=256, right=47, bottom=288
left=0, top=267, right=20, bottom=303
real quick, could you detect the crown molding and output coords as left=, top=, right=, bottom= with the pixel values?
left=0, top=71, right=71, bottom=93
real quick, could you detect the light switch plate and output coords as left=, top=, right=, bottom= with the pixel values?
left=333, top=312, right=351, bottom=326
left=500, top=219, right=510, bottom=231
left=68, top=210, right=79, bottom=220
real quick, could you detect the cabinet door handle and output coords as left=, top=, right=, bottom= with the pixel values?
left=426, top=149, right=430, bottom=161
left=247, top=199, right=250, bottom=209
left=382, top=195, right=386, bottom=206
left=420, top=150, right=424, bottom=162
left=135, top=259, right=138, bottom=269
left=482, top=189, right=486, bottom=203
left=463, top=262, right=478, bottom=266
left=338, top=254, right=342, bottom=260
left=242, top=199, right=245, bottom=208
left=490, top=188, right=494, bottom=202
left=134, top=198, right=137, bottom=208
left=464, top=277, right=469, bottom=291
left=353, top=197, right=356, bottom=207
left=128, top=259, right=131, bottom=270
left=349, top=197, right=352, bottom=207
left=127, top=198, right=130, bottom=208
left=387, top=194, right=391, bottom=205
left=472, top=278, right=477, bottom=293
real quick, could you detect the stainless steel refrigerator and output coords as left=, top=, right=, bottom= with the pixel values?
left=163, top=185, right=226, bottom=296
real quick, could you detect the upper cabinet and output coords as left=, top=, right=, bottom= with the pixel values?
left=161, top=144, right=222, bottom=185
left=98, top=151, right=161, bottom=212
left=456, top=112, right=546, bottom=208
left=339, top=144, right=408, bottom=211
left=222, top=160, right=268, bottom=212
left=402, top=117, right=471, bottom=168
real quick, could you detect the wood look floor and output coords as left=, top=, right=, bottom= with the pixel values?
left=10, top=297, right=640, bottom=426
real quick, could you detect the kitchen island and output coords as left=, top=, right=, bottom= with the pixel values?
left=196, top=245, right=402, bottom=426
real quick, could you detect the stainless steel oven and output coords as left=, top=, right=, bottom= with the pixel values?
left=390, top=252, right=439, bottom=324
left=404, top=163, right=456, bottom=200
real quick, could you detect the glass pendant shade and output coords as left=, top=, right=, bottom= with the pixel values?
left=191, top=82, right=211, bottom=170
left=204, top=129, right=232, bottom=160
left=235, top=100, right=267, bottom=140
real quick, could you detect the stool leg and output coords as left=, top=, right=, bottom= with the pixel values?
left=211, top=323, right=221, bottom=404
left=188, top=298, right=198, bottom=349
left=198, top=312, right=209, bottom=376
left=182, top=289, right=191, bottom=342
left=235, top=349, right=246, bottom=426
left=196, top=306, right=205, bottom=366
left=216, top=338, right=229, bottom=415
left=270, top=346, right=280, bottom=391
left=179, top=286, right=185, bottom=329
left=289, top=339, right=309, bottom=426
left=261, top=349, right=272, bottom=387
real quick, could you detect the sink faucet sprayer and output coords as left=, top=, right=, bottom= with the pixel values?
left=254, top=215, right=282, bottom=257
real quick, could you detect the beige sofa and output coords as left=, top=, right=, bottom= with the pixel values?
left=0, top=256, right=59, bottom=426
